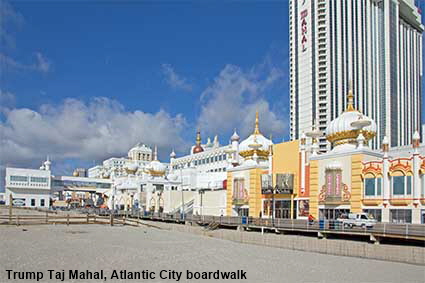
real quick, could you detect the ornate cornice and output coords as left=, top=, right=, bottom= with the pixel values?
left=239, top=149, right=270, bottom=159
left=389, top=158, right=412, bottom=175
left=362, top=161, right=382, bottom=177
left=326, top=129, right=376, bottom=144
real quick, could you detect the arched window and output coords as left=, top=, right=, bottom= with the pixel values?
left=363, top=174, right=382, bottom=198
left=391, top=172, right=412, bottom=197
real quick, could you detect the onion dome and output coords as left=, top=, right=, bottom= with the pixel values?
left=206, top=137, right=213, bottom=148
left=125, top=163, right=138, bottom=174
left=239, top=111, right=272, bottom=160
left=231, top=129, right=240, bottom=142
left=192, top=130, right=204, bottom=154
left=325, top=84, right=376, bottom=151
left=167, top=173, right=178, bottom=181
left=147, top=146, right=166, bottom=176
left=170, top=149, right=176, bottom=158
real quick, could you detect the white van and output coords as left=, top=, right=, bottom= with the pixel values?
left=338, top=213, right=377, bottom=228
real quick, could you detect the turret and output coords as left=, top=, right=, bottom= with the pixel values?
left=44, top=157, right=51, bottom=171
left=192, top=129, right=204, bottom=154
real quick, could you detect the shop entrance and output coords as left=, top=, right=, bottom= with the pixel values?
left=319, top=208, right=350, bottom=220
left=237, top=207, right=249, bottom=217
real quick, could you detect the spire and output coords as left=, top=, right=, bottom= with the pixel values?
left=154, top=145, right=158, bottom=161
left=253, top=110, right=260, bottom=135
left=196, top=129, right=201, bottom=145
left=170, top=148, right=176, bottom=158
left=346, top=80, right=355, bottom=112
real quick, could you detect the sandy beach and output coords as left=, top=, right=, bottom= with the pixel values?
left=0, top=224, right=424, bottom=283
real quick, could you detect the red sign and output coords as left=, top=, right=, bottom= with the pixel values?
left=300, top=9, right=308, bottom=52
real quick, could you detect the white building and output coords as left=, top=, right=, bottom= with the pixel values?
left=88, top=143, right=169, bottom=179
left=289, top=0, right=423, bottom=151
left=169, top=131, right=229, bottom=191
left=5, top=160, right=52, bottom=208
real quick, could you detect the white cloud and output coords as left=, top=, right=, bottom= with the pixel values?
left=0, top=0, right=24, bottom=50
left=0, top=97, right=189, bottom=168
left=0, top=89, right=15, bottom=108
left=0, top=52, right=51, bottom=73
left=34, top=52, right=51, bottom=73
left=197, top=63, right=286, bottom=140
left=161, top=63, right=192, bottom=91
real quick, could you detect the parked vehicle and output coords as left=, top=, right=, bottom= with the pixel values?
left=338, top=213, right=377, bottom=228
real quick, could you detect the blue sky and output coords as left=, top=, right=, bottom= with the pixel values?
left=0, top=0, right=290, bottom=183
left=0, top=0, right=424, bottom=190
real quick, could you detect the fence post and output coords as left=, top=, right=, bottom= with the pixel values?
left=87, top=214, right=89, bottom=224
left=383, top=223, right=386, bottom=236
left=9, top=194, right=12, bottom=225
left=110, top=213, right=114, bottom=226
left=45, top=211, right=48, bottom=224
left=406, top=224, right=409, bottom=237
left=94, top=214, right=96, bottom=224
left=67, top=214, right=70, bottom=226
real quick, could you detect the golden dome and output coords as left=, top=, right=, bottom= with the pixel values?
left=325, top=84, right=376, bottom=150
left=239, top=111, right=272, bottom=160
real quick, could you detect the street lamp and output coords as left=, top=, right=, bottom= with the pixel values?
left=179, top=167, right=185, bottom=220
left=268, top=183, right=277, bottom=227
left=199, top=189, right=206, bottom=220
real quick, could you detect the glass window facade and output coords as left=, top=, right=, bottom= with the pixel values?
left=10, top=175, right=28, bottom=182
left=390, top=209, right=412, bottom=224
left=392, top=176, right=405, bottom=195
left=364, top=177, right=382, bottom=197
left=30, top=177, right=48, bottom=183
left=363, top=209, right=382, bottom=222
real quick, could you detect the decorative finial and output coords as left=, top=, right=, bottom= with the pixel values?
left=253, top=111, right=260, bottom=135
left=413, top=130, right=420, bottom=149
left=382, top=136, right=389, bottom=153
left=346, top=80, right=355, bottom=112
left=196, top=129, right=201, bottom=145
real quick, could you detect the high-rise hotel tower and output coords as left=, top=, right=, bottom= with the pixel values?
left=289, top=0, right=423, bottom=151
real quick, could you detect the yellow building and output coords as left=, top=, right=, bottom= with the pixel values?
left=306, top=87, right=424, bottom=223
left=225, top=87, right=425, bottom=224
left=226, top=112, right=273, bottom=217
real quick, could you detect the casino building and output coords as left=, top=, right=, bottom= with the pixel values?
left=236, top=86, right=425, bottom=224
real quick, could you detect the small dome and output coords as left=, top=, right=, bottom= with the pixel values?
left=170, top=150, right=176, bottom=158
left=126, top=163, right=138, bottom=174
left=167, top=173, right=178, bottom=181
left=231, top=130, right=240, bottom=141
left=147, top=146, right=166, bottom=176
left=192, top=130, right=204, bottom=154
left=147, top=160, right=166, bottom=176
left=192, top=145, right=204, bottom=154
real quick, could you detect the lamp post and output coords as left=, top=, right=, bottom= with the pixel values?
left=199, top=189, right=205, bottom=220
left=180, top=167, right=185, bottom=220
left=305, top=120, right=323, bottom=156
left=351, top=115, right=371, bottom=149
